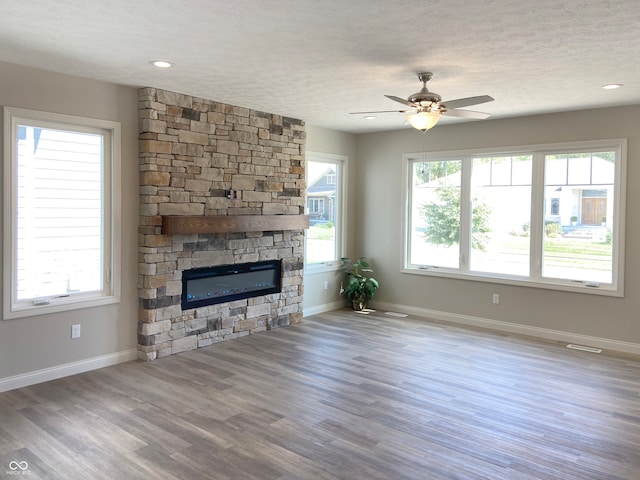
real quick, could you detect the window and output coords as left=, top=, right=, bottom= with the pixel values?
left=469, top=155, right=532, bottom=277
left=404, top=140, right=626, bottom=296
left=542, top=152, right=615, bottom=284
left=305, top=152, right=346, bottom=269
left=409, top=159, right=461, bottom=269
left=3, top=107, right=121, bottom=319
left=308, top=198, right=325, bottom=214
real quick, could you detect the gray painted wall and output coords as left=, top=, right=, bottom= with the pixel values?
left=0, top=62, right=139, bottom=381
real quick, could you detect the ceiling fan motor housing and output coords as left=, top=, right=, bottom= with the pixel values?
left=409, top=72, right=443, bottom=111
left=408, top=90, right=442, bottom=109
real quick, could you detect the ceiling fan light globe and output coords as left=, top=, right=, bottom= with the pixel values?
left=407, top=111, right=441, bottom=131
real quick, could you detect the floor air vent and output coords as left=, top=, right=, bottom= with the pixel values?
left=567, top=344, right=602, bottom=354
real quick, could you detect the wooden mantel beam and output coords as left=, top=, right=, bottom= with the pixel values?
left=161, top=215, right=310, bottom=235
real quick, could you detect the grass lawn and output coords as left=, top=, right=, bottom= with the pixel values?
left=498, top=234, right=612, bottom=271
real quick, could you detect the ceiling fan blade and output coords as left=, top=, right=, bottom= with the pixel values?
left=350, top=109, right=412, bottom=114
left=442, top=95, right=494, bottom=109
left=384, top=95, right=415, bottom=107
left=443, top=108, right=491, bottom=119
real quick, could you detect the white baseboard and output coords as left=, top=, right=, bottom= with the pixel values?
left=303, top=300, right=347, bottom=317
left=373, top=301, right=640, bottom=356
left=0, top=348, right=138, bottom=393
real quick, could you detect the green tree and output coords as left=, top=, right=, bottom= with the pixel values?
left=414, top=161, right=461, bottom=185
left=421, top=187, right=492, bottom=251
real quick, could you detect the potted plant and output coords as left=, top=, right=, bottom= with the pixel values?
left=339, top=257, right=379, bottom=311
left=570, top=215, right=578, bottom=226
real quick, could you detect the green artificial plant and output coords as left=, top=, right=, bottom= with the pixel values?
left=340, top=257, right=379, bottom=311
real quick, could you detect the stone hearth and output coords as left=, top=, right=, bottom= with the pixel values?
left=137, top=88, right=306, bottom=361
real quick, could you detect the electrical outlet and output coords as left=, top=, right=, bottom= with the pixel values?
left=323, top=280, right=329, bottom=290
left=492, top=294, right=500, bottom=305
left=71, top=324, right=81, bottom=339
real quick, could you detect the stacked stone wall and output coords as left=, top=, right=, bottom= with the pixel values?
left=138, top=88, right=306, bottom=360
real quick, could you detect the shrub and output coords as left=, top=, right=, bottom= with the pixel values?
left=545, top=221, right=563, bottom=238
left=605, top=229, right=612, bottom=244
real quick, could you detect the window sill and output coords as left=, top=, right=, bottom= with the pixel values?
left=3, top=294, right=120, bottom=320
left=305, top=261, right=342, bottom=275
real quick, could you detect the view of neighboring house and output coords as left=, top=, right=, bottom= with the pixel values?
left=16, top=125, right=103, bottom=299
left=544, top=155, right=614, bottom=228
left=306, top=165, right=337, bottom=225
left=414, top=153, right=614, bottom=235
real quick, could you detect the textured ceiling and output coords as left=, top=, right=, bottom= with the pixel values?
left=1, top=0, right=639, bottom=133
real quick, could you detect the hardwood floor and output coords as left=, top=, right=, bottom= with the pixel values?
left=1, top=309, right=639, bottom=479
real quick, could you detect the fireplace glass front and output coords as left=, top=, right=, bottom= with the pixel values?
left=182, top=260, right=282, bottom=310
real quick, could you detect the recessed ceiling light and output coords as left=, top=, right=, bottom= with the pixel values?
left=601, top=83, right=623, bottom=90
left=364, top=116, right=377, bottom=120
left=151, top=60, right=173, bottom=68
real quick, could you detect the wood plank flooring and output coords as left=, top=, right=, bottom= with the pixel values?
left=1, top=309, right=639, bottom=479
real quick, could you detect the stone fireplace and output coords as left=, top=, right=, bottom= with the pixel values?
left=137, top=88, right=306, bottom=361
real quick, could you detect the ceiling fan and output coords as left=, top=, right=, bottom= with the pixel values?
left=351, top=72, right=494, bottom=131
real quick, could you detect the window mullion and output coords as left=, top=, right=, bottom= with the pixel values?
left=529, top=152, right=545, bottom=281
left=459, top=157, right=472, bottom=272
left=610, top=141, right=626, bottom=291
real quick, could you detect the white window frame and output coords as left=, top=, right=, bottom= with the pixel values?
left=3, top=107, right=121, bottom=319
left=305, top=151, right=347, bottom=273
left=402, top=139, right=626, bottom=297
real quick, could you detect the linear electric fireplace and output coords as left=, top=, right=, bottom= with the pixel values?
left=182, top=260, right=282, bottom=310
